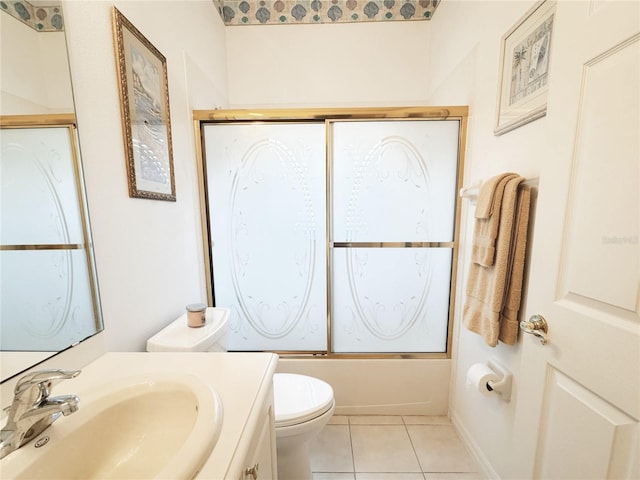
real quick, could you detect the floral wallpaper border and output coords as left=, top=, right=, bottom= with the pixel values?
left=2, top=0, right=438, bottom=29
left=0, top=0, right=64, bottom=31
left=216, top=0, right=440, bottom=25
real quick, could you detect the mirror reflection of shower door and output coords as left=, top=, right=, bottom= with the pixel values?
left=204, top=123, right=328, bottom=351
left=330, top=120, right=460, bottom=353
left=0, top=124, right=101, bottom=352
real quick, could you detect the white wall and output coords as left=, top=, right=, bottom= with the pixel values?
left=0, top=13, right=74, bottom=114
left=226, top=20, right=431, bottom=107
left=62, top=0, right=229, bottom=352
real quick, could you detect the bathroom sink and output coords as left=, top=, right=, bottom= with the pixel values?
left=0, top=373, right=222, bottom=479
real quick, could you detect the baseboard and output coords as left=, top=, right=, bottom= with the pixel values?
left=451, top=412, right=500, bottom=480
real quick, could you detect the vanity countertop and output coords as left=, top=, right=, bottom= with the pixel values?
left=28, top=351, right=279, bottom=479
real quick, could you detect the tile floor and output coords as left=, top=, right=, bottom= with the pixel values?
left=309, top=416, right=485, bottom=480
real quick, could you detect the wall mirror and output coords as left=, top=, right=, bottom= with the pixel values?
left=0, top=1, right=103, bottom=383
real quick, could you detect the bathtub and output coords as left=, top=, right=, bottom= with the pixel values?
left=276, top=357, right=450, bottom=415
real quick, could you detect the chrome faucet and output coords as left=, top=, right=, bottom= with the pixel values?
left=0, top=369, right=81, bottom=459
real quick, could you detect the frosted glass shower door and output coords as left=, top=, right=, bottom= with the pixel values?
left=331, top=120, right=460, bottom=353
left=204, top=123, right=327, bottom=351
left=1, top=126, right=98, bottom=351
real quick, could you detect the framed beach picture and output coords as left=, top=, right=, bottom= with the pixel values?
left=112, top=7, right=176, bottom=201
left=494, top=0, right=556, bottom=135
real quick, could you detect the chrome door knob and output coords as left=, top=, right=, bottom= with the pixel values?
left=520, top=314, right=549, bottom=345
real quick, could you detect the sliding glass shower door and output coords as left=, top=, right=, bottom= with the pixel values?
left=203, top=123, right=327, bottom=351
left=203, top=116, right=461, bottom=354
left=330, top=120, right=459, bottom=353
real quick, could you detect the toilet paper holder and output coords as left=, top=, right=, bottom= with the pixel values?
left=485, top=359, right=512, bottom=402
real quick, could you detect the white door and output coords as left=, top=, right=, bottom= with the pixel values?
left=512, top=1, right=639, bottom=479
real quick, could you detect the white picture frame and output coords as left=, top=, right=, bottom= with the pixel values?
left=494, top=0, right=556, bottom=135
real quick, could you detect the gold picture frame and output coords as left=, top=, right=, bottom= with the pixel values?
left=112, top=7, right=176, bottom=201
left=494, top=0, right=556, bottom=135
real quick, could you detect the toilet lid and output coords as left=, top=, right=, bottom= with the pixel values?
left=273, top=373, right=334, bottom=427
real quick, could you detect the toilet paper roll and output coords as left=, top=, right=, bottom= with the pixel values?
left=466, top=363, right=500, bottom=397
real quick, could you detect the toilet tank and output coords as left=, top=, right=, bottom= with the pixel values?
left=146, top=307, right=229, bottom=352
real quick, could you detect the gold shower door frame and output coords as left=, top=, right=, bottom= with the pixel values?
left=194, top=106, right=468, bottom=359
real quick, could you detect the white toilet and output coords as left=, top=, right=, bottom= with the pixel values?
left=272, top=372, right=335, bottom=480
left=146, top=307, right=335, bottom=480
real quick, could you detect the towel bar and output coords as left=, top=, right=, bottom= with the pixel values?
left=459, top=177, right=539, bottom=203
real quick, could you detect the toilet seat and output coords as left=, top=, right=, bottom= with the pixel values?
left=274, top=373, right=334, bottom=428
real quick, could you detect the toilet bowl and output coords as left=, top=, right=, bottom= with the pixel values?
left=273, top=373, right=335, bottom=480
left=146, top=308, right=335, bottom=480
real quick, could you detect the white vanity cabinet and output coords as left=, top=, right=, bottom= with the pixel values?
left=239, top=384, right=277, bottom=480
left=192, top=351, right=279, bottom=480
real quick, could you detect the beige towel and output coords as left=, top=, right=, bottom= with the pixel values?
left=472, top=173, right=519, bottom=267
left=498, top=185, right=531, bottom=344
left=463, top=176, right=530, bottom=347
left=475, top=173, right=518, bottom=219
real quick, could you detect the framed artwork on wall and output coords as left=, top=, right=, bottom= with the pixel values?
left=494, top=0, right=556, bottom=135
left=112, top=7, right=176, bottom=201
